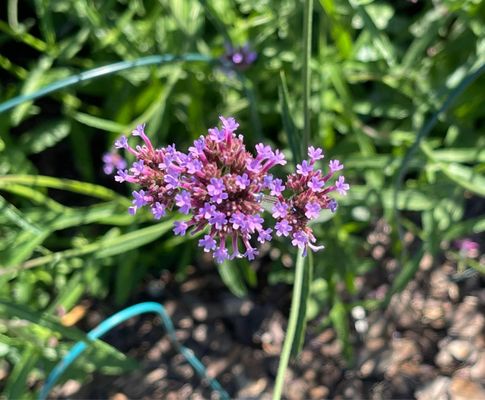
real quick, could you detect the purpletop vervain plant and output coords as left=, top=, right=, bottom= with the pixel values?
left=113, top=117, right=349, bottom=263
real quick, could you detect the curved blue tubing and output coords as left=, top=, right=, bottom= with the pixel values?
left=39, top=302, right=229, bottom=400
left=0, top=54, right=214, bottom=114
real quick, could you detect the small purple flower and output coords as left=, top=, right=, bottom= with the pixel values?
left=246, top=214, right=264, bottom=233
left=308, top=175, right=325, bottom=192
left=244, top=247, right=259, bottom=261
left=263, top=175, right=273, bottom=188
left=272, top=150, right=287, bottom=166
left=291, top=231, right=308, bottom=249
left=209, top=211, right=227, bottom=230
left=220, top=116, right=239, bottom=133
left=305, top=202, right=321, bottom=219
left=296, top=160, right=313, bottom=176
left=207, top=178, right=229, bottom=204
left=258, top=228, right=272, bottom=243
left=132, top=190, right=148, bottom=208
left=335, top=176, right=350, bottom=195
left=272, top=202, right=289, bottom=219
left=114, top=136, right=129, bottom=149
left=269, top=178, right=285, bottom=196
left=175, top=190, right=192, bottom=214
left=189, top=137, right=205, bottom=156
left=256, top=143, right=273, bottom=159
left=103, top=152, right=127, bottom=175
left=214, top=246, right=229, bottom=263
left=329, top=160, right=344, bottom=173
left=223, top=44, right=257, bottom=71
left=173, top=221, right=189, bottom=236
left=236, top=173, right=250, bottom=189
left=329, top=199, right=338, bottom=213
left=132, top=124, right=146, bottom=137
left=207, top=178, right=225, bottom=196
left=308, top=146, right=324, bottom=162
left=115, top=169, right=130, bottom=183
left=275, top=220, right=293, bottom=237
left=246, top=159, right=262, bottom=173
left=230, top=212, right=247, bottom=230
left=199, top=203, right=217, bottom=220
left=186, top=158, right=202, bottom=174
left=131, top=160, right=144, bottom=176
left=151, top=202, right=166, bottom=219
left=208, top=127, right=225, bottom=143
left=164, top=174, right=179, bottom=190
left=199, top=235, right=217, bottom=252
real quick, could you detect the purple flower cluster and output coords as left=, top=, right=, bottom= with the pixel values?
left=271, top=146, right=349, bottom=255
left=113, top=117, right=349, bottom=263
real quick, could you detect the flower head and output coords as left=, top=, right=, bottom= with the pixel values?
left=114, top=117, right=348, bottom=262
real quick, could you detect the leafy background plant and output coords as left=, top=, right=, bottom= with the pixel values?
left=0, top=0, right=484, bottom=397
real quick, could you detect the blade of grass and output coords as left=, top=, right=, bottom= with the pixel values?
left=0, top=219, right=174, bottom=273
left=0, top=54, right=215, bottom=114
left=278, top=71, right=300, bottom=163
left=0, top=175, right=127, bottom=202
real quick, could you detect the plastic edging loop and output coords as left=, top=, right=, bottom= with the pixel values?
left=39, top=302, right=229, bottom=400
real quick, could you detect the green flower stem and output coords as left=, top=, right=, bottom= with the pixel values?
left=302, top=0, right=314, bottom=154
left=272, top=251, right=305, bottom=400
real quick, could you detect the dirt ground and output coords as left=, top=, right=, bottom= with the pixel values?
left=51, top=225, right=485, bottom=400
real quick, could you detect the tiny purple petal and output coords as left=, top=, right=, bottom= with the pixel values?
left=275, top=220, right=293, bottom=237
left=235, top=173, right=250, bottom=189
left=151, top=202, right=166, bottom=219
left=272, top=202, right=289, bottom=219
left=308, top=176, right=325, bottom=192
left=269, top=178, right=285, bottom=196
left=308, top=146, right=324, bottom=162
left=335, top=176, right=350, bottom=196
left=296, top=160, right=313, bottom=176
left=257, top=228, right=272, bottom=244
left=173, top=221, right=189, bottom=236
left=131, top=160, right=144, bottom=175
left=329, top=199, right=338, bottom=213
left=272, top=150, right=286, bottom=166
left=329, top=160, right=344, bottom=173
left=199, top=235, right=217, bottom=252
left=115, top=169, right=130, bottom=183
left=219, top=116, right=239, bottom=133
left=132, top=190, right=148, bottom=208
left=114, top=136, right=129, bottom=149
left=291, top=231, right=308, bottom=249
left=305, top=202, right=321, bottom=219
left=214, top=246, right=229, bottom=264
left=175, top=190, right=192, bottom=214
left=209, top=211, right=227, bottom=230
left=244, top=247, right=258, bottom=261
left=132, top=124, right=146, bottom=137
left=199, top=203, right=217, bottom=220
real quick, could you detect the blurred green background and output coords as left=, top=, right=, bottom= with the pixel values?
left=0, top=0, right=484, bottom=397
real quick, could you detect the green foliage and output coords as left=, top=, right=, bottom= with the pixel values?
left=0, top=0, right=484, bottom=397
